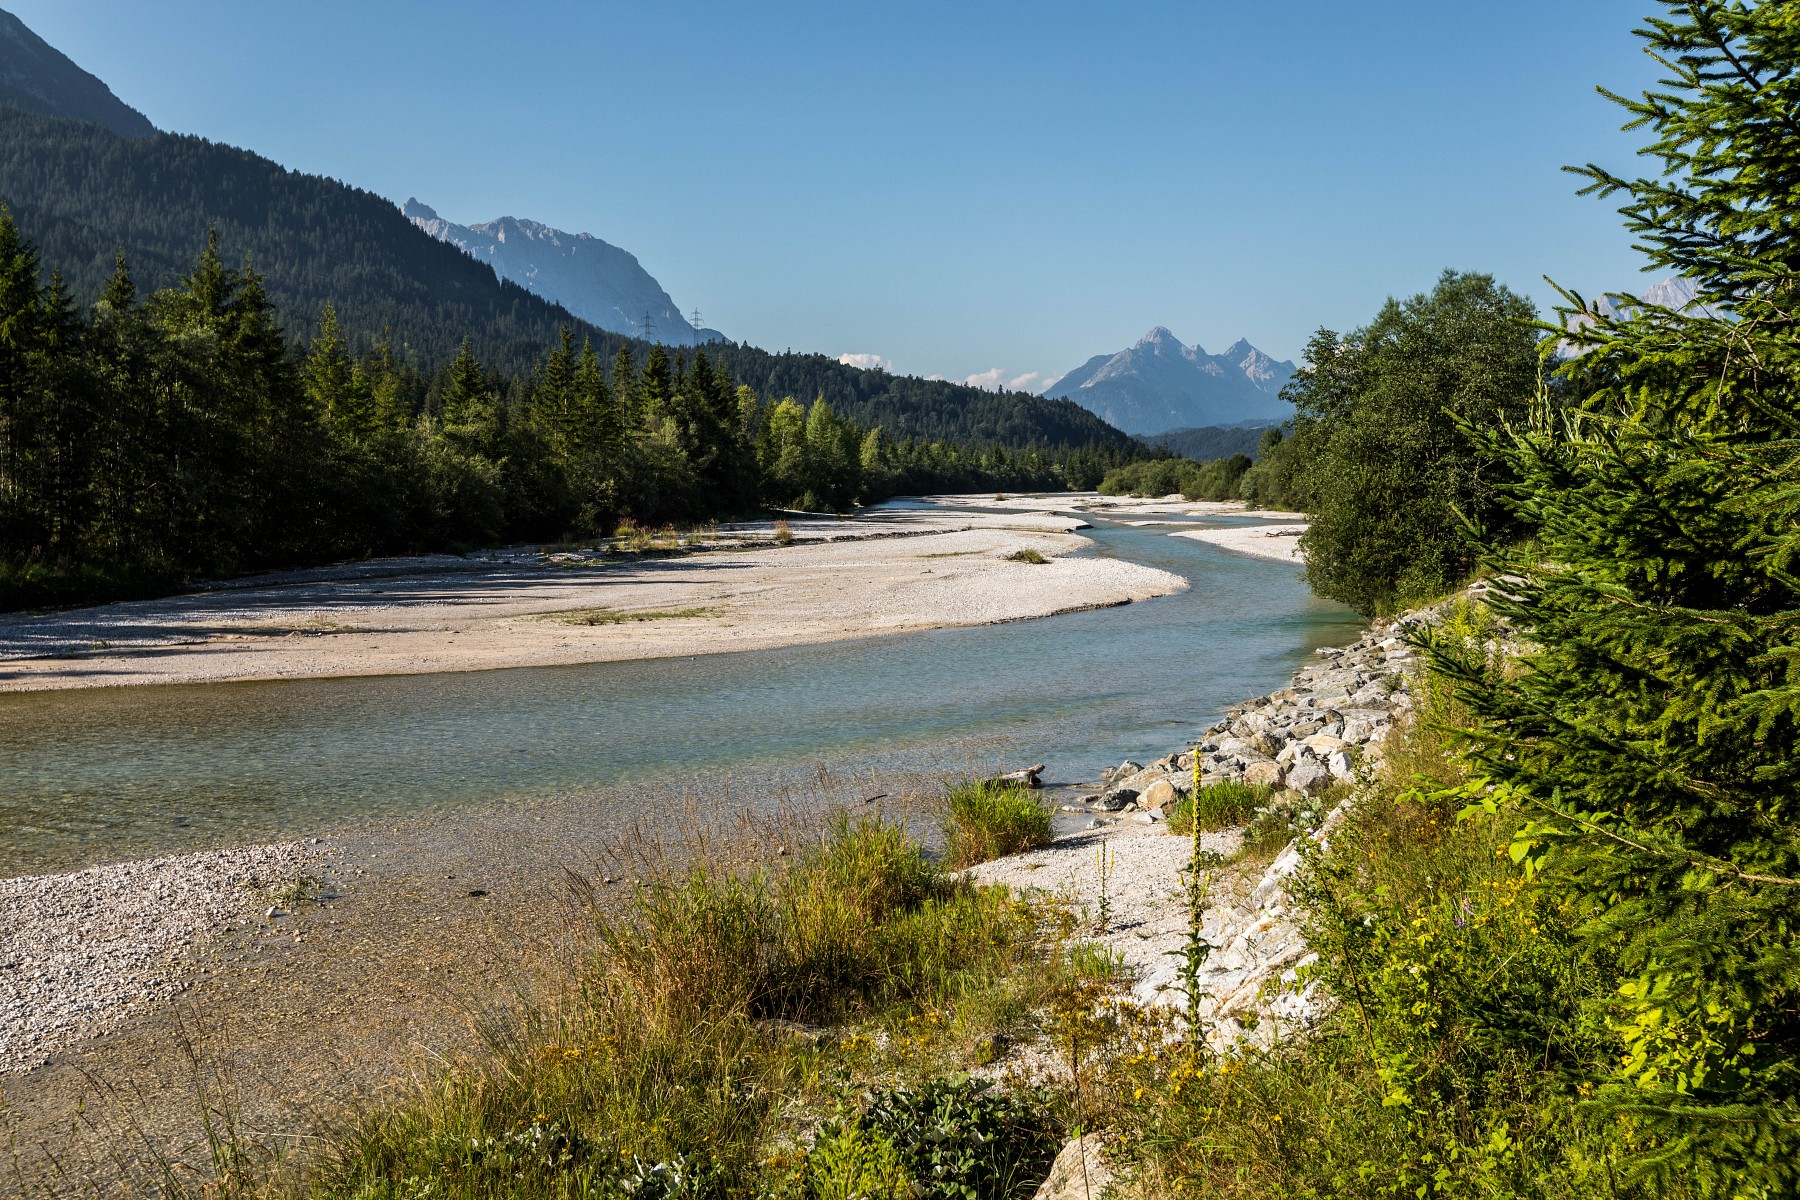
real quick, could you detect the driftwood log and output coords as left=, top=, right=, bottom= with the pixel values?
left=991, top=763, right=1046, bottom=789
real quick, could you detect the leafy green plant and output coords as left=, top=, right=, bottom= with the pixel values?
left=805, top=1120, right=912, bottom=1200
left=855, top=1078, right=1057, bottom=1200
left=1003, top=547, right=1048, bottom=564
left=943, top=780, right=1052, bottom=869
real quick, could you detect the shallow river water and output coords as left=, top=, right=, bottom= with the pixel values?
left=0, top=507, right=1361, bottom=877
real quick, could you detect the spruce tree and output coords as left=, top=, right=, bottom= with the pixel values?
left=304, top=305, right=375, bottom=441
left=438, top=338, right=498, bottom=457
left=1442, top=3, right=1800, bottom=1188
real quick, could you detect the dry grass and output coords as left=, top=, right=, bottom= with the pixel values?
left=538, top=606, right=718, bottom=627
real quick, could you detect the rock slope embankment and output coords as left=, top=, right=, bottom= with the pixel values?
left=978, top=612, right=1432, bottom=1055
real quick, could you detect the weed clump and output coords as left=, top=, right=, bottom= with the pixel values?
left=943, top=780, right=1053, bottom=868
left=1003, top=547, right=1048, bottom=564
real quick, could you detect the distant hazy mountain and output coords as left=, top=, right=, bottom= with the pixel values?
left=402, top=200, right=724, bottom=347
left=1044, top=327, right=1295, bottom=436
left=0, top=7, right=153, bottom=139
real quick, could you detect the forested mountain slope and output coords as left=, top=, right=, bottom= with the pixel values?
left=0, top=110, right=1131, bottom=453
left=0, top=109, right=598, bottom=376
left=0, top=7, right=154, bottom=139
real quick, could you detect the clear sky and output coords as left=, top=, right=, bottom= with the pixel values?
left=10, top=0, right=1664, bottom=387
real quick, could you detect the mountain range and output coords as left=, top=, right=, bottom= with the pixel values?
left=1045, top=327, right=1295, bottom=436
left=0, top=6, right=1130, bottom=454
left=402, top=200, right=725, bottom=347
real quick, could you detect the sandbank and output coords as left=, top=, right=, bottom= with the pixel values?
left=1171, top=522, right=1308, bottom=564
left=0, top=505, right=1183, bottom=693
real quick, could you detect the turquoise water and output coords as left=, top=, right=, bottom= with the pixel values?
left=0, top=510, right=1361, bottom=877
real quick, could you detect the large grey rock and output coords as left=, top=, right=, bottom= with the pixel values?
left=1213, top=736, right=1255, bottom=760
left=1094, top=788, right=1139, bottom=812
left=1326, top=750, right=1355, bottom=779
left=1286, top=761, right=1333, bottom=795
left=1032, top=1135, right=1112, bottom=1200
left=1249, top=729, right=1284, bottom=757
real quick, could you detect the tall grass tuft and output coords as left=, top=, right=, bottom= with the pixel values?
left=322, top=815, right=1042, bottom=1198
left=943, top=780, right=1053, bottom=869
left=1166, top=779, right=1269, bottom=835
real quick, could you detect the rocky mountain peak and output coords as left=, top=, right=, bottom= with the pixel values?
left=404, top=202, right=725, bottom=346
left=1045, top=327, right=1296, bottom=437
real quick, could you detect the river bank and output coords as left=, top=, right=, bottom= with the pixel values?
left=1, top=496, right=1338, bottom=1194
left=0, top=507, right=1181, bottom=693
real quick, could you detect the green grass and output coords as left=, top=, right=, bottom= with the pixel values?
left=943, top=780, right=1053, bottom=869
left=1166, top=779, right=1270, bottom=835
left=1003, top=548, right=1048, bottom=565
left=305, top=815, right=1067, bottom=1200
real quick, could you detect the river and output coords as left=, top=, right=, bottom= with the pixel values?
left=0, top=505, right=1361, bottom=878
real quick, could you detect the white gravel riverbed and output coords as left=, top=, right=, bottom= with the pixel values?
left=0, top=841, right=321, bottom=1074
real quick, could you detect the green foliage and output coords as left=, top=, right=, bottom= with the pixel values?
left=1102, top=707, right=1660, bottom=1197
left=805, top=1121, right=912, bottom=1200
left=1284, top=270, right=1541, bottom=616
left=1098, top=452, right=1252, bottom=502
left=1424, top=4, right=1800, bottom=1188
left=1099, top=432, right=1306, bottom=510
left=943, top=780, right=1053, bottom=869
left=1003, top=547, right=1047, bottom=564
left=848, top=1077, right=1057, bottom=1200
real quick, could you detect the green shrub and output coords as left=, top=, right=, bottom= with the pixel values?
left=854, top=1078, right=1057, bottom=1200
left=1102, top=787, right=1637, bottom=1198
left=806, top=1121, right=912, bottom=1200
left=1003, top=547, right=1048, bottom=564
left=943, top=780, right=1053, bottom=868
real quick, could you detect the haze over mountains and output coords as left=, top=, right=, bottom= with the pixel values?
left=1045, top=327, right=1296, bottom=436
left=402, top=200, right=725, bottom=347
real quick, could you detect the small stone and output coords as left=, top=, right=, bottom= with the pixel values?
left=1094, top=788, right=1139, bottom=812
left=265, top=907, right=283, bottom=919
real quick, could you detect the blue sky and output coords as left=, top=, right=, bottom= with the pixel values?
left=12, top=0, right=1662, bottom=387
